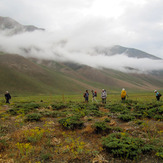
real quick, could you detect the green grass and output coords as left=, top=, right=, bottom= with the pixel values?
left=0, top=93, right=163, bottom=162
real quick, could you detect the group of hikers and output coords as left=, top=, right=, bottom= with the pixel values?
left=2, top=89, right=162, bottom=104
left=83, top=88, right=162, bottom=104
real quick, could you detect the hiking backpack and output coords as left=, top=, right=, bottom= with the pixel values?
left=94, top=91, right=97, bottom=97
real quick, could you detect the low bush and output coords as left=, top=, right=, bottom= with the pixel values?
left=102, top=132, right=144, bottom=160
left=111, top=126, right=123, bottom=132
left=40, top=152, right=53, bottom=162
left=59, top=116, right=84, bottom=129
left=141, top=144, right=155, bottom=154
left=104, top=118, right=110, bottom=122
left=154, top=115, right=163, bottom=120
left=51, top=103, right=67, bottom=110
left=40, top=110, right=66, bottom=118
left=8, top=102, right=40, bottom=115
left=93, top=121, right=111, bottom=134
left=25, top=113, right=42, bottom=122
left=118, top=114, right=135, bottom=122
left=107, top=104, right=125, bottom=113
left=0, top=139, right=8, bottom=152
left=87, top=110, right=105, bottom=117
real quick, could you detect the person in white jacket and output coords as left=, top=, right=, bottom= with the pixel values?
left=101, top=89, right=107, bottom=104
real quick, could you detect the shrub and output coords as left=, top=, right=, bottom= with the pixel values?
left=156, top=152, right=163, bottom=159
left=8, top=103, right=40, bottom=115
left=107, top=104, right=125, bottom=113
left=158, top=106, right=163, bottom=114
left=102, top=133, right=144, bottom=159
left=104, top=118, right=110, bottom=122
left=118, top=114, right=135, bottom=122
left=134, top=120, right=143, bottom=125
left=41, top=152, right=53, bottom=161
left=25, top=113, right=42, bottom=122
left=24, top=127, right=48, bottom=143
left=51, top=103, right=67, bottom=110
left=111, top=126, right=123, bottom=132
left=87, top=110, right=105, bottom=117
left=40, top=110, right=66, bottom=118
left=154, top=115, right=163, bottom=120
left=16, top=142, right=33, bottom=156
left=141, top=144, right=155, bottom=154
left=15, top=103, right=40, bottom=109
left=0, top=139, right=8, bottom=152
left=88, top=104, right=99, bottom=111
left=7, top=108, right=20, bottom=115
left=93, top=121, right=111, bottom=134
left=0, top=125, right=8, bottom=136
left=59, top=116, right=84, bottom=129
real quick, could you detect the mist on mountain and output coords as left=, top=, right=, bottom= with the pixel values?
left=0, top=16, right=163, bottom=73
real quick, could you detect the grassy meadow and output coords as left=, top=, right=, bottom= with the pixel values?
left=0, top=93, right=162, bottom=163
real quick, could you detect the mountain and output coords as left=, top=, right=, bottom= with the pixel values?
left=0, top=52, right=88, bottom=95
left=95, top=45, right=161, bottom=60
left=0, top=16, right=45, bottom=35
left=0, top=52, right=162, bottom=95
left=0, top=16, right=163, bottom=95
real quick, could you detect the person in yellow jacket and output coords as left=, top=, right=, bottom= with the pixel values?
left=121, top=88, right=128, bottom=101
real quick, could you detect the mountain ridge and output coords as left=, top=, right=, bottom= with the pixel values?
left=0, top=16, right=45, bottom=35
left=95, top=45, right=161, bottom=60
left=0, top=16, right=163, bottom=94
left=0, top=52, right=162, bottom=95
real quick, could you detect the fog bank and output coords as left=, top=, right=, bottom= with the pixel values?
left=0, top=30, right=163, bottom=73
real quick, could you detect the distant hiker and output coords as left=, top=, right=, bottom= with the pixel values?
left=91, top=90, right=98, bottom=103
left=4, top=91, right=11, bottom=104
left=101, top=89, right=107, bottom=104
left=121, top=88, right=128, bottom=101
left=83, top=90, right=89, bottom=103
left=154, top=90, right=162, bottom=101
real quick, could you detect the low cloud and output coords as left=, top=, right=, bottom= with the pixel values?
left=0, top=29, right=163, bottom=73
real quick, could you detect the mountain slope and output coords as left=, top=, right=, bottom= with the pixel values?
left=95, top=45, right=161, bottom=59
left=0, top=53, right=91, bottom=95
left=0, top=52, right=163, bottom=95
left=0, top=16, right=163, bottom=95
left=0, top=16, right=44, bottom=35
left=34, top=58, right=163, bottom=91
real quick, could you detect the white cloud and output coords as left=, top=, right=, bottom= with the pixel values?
left=0, top=30, right=163, bottom=73
left=0, top=0, right=163, bottom=63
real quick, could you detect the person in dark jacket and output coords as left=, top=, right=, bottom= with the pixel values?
left=154, top=90, right=162, bottom=101
left=84, top=90, right=89, bottom=103
left=5, top=91, right=11, bottom=104
left=91, top=90, right=98, bottom=103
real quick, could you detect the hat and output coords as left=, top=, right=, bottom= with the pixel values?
left=122, top=88, right=125, bottom=90
left=154, top=90, right=157, bottom=93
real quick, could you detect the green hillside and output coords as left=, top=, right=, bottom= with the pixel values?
left=0, top=53, right=87, bottom=95
left=0, top=52, right=163, bottom=95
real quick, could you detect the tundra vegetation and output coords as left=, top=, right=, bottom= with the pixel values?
left=0, top=93, right=162, bottom=162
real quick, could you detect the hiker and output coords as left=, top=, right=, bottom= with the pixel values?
left=4, top=91, right=11, bottom=104
left=101, top=89, right=107, bottom=104
left=121, top=88, right=128, bottom=101
left=154, top=90, right=162, bottom=101
left=83, top=90, right=89, bottom=103
left=91, top=90, right=98, bottom=103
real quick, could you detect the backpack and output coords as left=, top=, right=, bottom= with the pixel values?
left=83, top=93, right=86, bottom=98
left=159, top=93, right=162, bottom=97
left=94, top=91, right=97, bottom=97
left=121, top=90, right=126, bottom=98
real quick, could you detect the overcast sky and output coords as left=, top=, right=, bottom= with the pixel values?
left=0, top=0, right=163, bottom=64
left=0, top=0, right=163, bottom=72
